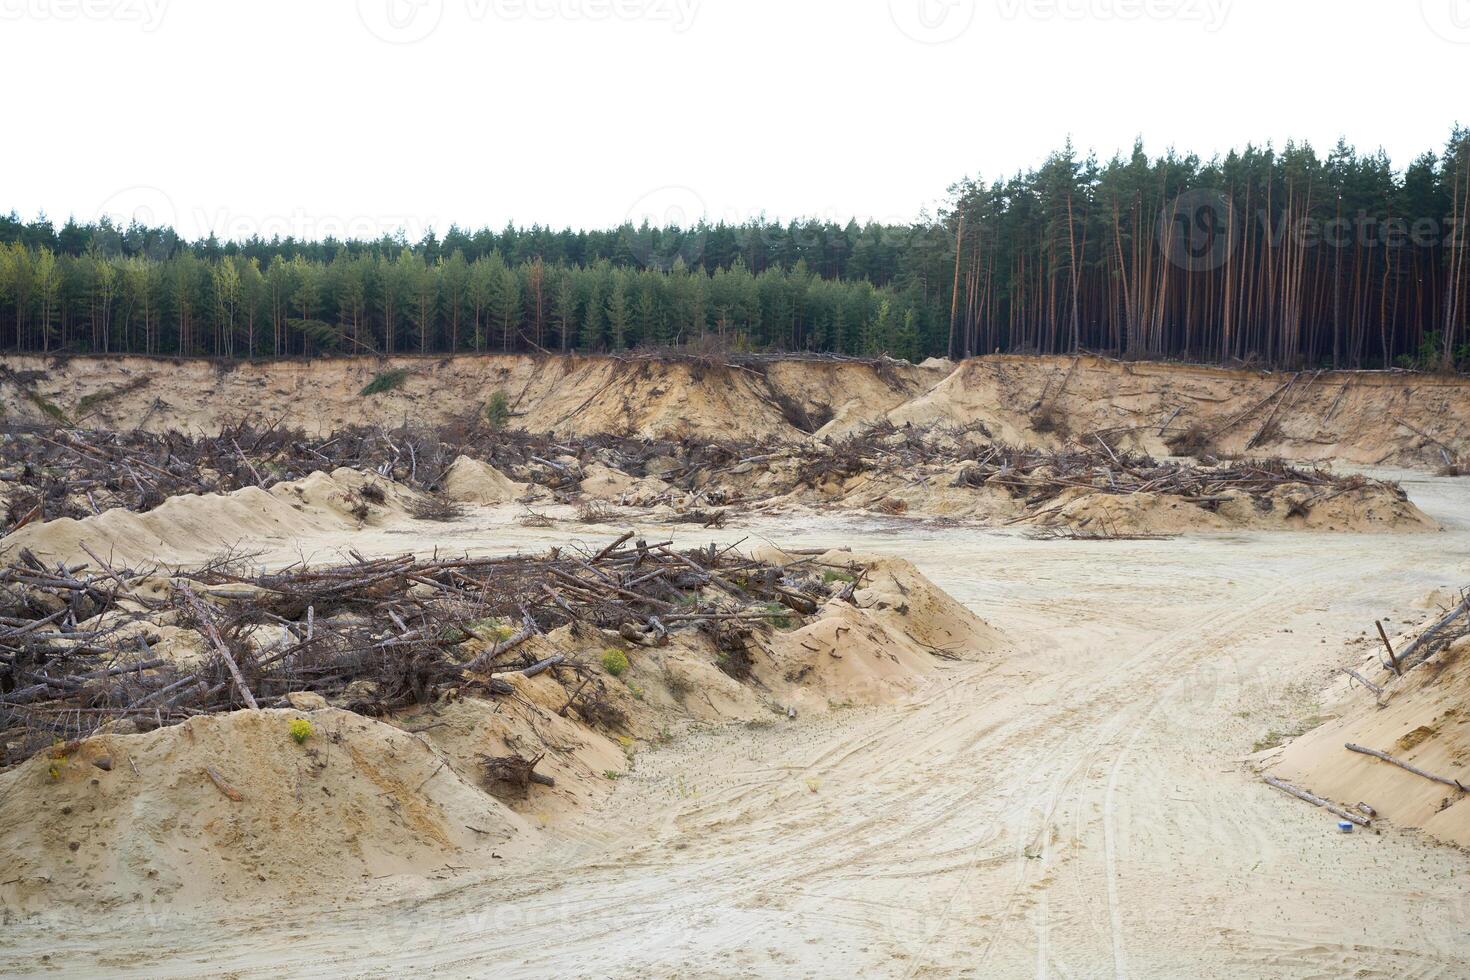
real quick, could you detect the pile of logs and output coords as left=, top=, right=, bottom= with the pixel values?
left=0, top=533, right=840, bottom=766
left=0, top=419, right=769, bottom=532
left=952, top=445, right=1387, bottom=510
left=1, top=414, right=1406, bottom=536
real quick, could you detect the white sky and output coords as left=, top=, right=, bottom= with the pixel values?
left=3, top=0, right=1466, bottom=242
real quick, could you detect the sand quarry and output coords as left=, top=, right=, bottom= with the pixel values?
left=1, top=352, right=1470, bottom=977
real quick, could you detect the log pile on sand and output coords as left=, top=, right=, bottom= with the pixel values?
left=0, top=533, right=857, bottom=764
left=0, top=534, right=1001, bottom=909
left=1, top=416, right=1434, bottom=542
left=1265, top=591, right=1470, bottom=847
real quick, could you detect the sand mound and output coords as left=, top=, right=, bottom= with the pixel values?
left=1270, top=603, right=1470, bottom=848
left=0, top=708, right=523, bottom=912
left=1019, top=482, right=1436, bottom=535
left=0, top=468, right=416, bottom=566
left=764, top=553, right=1006, bottom=711
left=441, top=455, right=532, bottom=505
left=579, top=462, right=676, bottom=505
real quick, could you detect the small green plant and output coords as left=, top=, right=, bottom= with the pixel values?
left=359, top=368, right=410, bottom=396
left=484, top=390, right=511, bottom=429
left=627, top=682, right=645, bottom=701
left=603, top=769, right=624, bottom=780
left=821, top=569, right=857, bottom=584
left=601, top=648, right=630, bottom=677
left=763, top=602, right=793, bottom=629
left=289, top=718, right=314, bottom=744
left=22, top=388, right=69, bottom=424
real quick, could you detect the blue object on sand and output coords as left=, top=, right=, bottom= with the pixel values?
left=1337, top=821, right=1354, bottom=833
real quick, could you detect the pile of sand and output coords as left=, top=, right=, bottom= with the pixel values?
left=1269, top=600, right=1470, bottom=848
left=578, top=462, right=678, bottom=506
left=0, top=707, right=524, bottom=911
left=1021, top=482, right=1438, bottom=536
left=0, top=468, right=419, bottom=567
left=0, top=548, right=1003, bottom=913
left=745, top=459, right=1438, bottom=535
left=440, top=455, right=535, bottom=505
left=763, top=554, right=1005, bottom=710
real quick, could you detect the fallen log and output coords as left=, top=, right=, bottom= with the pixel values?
left=1344, top=742, right=1468, bottom=792
left=1395, top=596, right=1470, bottom=672
left=1264, top=775, right=1371, bottom=827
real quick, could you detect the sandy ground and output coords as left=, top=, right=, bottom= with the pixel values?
left=2, top=471, right=1468, bottom=977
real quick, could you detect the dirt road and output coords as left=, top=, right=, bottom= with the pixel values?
left=6, top=473, right=1470, bottom=978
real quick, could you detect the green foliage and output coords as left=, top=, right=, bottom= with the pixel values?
left=289, top=718, right=314, bottom=744
left=763, top=601, right=793, bottom=629
left=360, top=368, right=410, bottom=396
left=601, top=648, right=630, bottom=677
left=484, top=390, right=511, bottom=429
left=821, top=569, right=856, bottom=584
left=0, top=126, right=1467, bottom=368
left=25, top=389, right=69, bottom=423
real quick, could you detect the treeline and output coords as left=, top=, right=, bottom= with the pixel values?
left=1, top=127, right=1467, bottom=369
left=0, top=247, right=946, bottom=361
left=949, top=129, right=1470, bottom=370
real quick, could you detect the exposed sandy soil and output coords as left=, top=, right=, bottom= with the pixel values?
left=1270, top=595, right=1470, bottom=848
left=4, top=352, right=1468, bottom=466
left=3, top=354, right=1470, bottom=977
left=0, top=474, right=1466, bottom=977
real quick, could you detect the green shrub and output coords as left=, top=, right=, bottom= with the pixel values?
left=821, top=569, right=856, bottom=584
left=484, top=390, right=511, bottom=429
left=601, top=649, right=630, bottom=677
left=763, top=601, right=793, bottom=629
left=360, top=368, right=410, bottom=396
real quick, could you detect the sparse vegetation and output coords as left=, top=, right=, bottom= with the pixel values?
left=360, top=368, right=411, bottom=396
left=601, top=649, right=630, bottom=677
left=484, top=391, right=511, bottom=429
left=409, top=494, right=465, bottom=522
left=289, top=718, right=314, bottom=744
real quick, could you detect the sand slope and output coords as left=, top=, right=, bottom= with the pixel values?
left=0, top=467, right=416, bottom=566
left=0, top=708, right=525, bottom=912
left=6, top=352, right=1466, bottom=469
left=1271, top=605, right=1470, bottom=848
